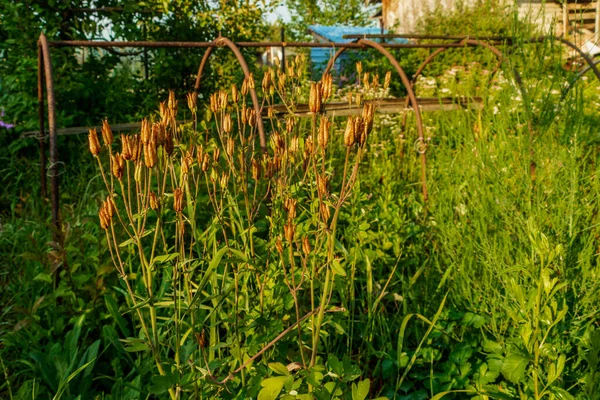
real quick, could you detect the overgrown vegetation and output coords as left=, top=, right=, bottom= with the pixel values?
left=3, top=1, right=600, bottom=399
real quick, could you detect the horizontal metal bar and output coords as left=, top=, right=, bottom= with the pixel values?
left=343, top=33, right=515, bottom=41
left=47, top=40, right=504, bottom=49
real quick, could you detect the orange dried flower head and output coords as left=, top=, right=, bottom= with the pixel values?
left=112, top=153, right=124, bottom=180
left=101, top=119, right=113, bottom=146
left=173, top=187, right=184, bottom=213
left=88, top=128, right=101, bottom=156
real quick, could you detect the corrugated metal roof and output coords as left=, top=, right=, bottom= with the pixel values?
left=307, top=25, right=407, bottom=43
left=307, top=25, right=408, bottom=73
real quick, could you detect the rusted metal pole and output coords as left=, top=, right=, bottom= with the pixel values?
left=37, top=46, right=47, bottom=199
left=48, top=39, right=500, bottom=49
left=38, top=34, right=60, bottom=243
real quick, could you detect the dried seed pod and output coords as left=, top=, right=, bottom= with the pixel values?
left=285, top=115, right=295, bottom=134
left=384, top=71, right=392, bottom=91
left=149, top=191, right=159, bottom=210
left=121, top=135, right=132, bottom=160
left=88, top=128, right=101, bottom=156
left=248, top=110, right=257, bottom=128
left=241, top=105, right=248, bottom=125
left=210, top=93, right=218, bottom=114
left=319, top=202, right=330, bottom=223
left=284, top=221, right=295, bottom=243
left=168, top=90, right=177, bottom=114
left=371, top=73, right=380, bottom=90
left=141, top=118, right=151, bottom=144
left=99, top=204, right=110, bottom=230
left=159, top=102, right=168, bottom=124
left=353, top=116, right=364, bottom=146
left=101, top=119, right=113, bottom=146
left=275, top=238, right=284, bottom=254
left=309, top=82, right=322, bottom=114
left=226, top=138, right=235, bottom=157
left=241, top=79, right=248, bottom=97
left=201, top=153, right=210, bottom=172
left=186, top=92, right=197, bottom=114
left=164, top=134, right=174, bottom=157
left=105, top=196, right=116, bottom=219
left=144, top=141, right=157, bottom=169
left=213, top=148, right=220, bottom=164
left=362, top=72, right=370, bottom=91
left=321, top=73, right=332, bottom=101
left=181, top=155, right=192, bottom=175
left=218, top=90, right=228, bottom=111
left=289, top=136, right=299, bottom=154
left=262, top=70, right=271, bottom=93
left=219, top=173, right=229, bottom=188
left=344, top=116, right=356, bottom=147
left=271, top=132, right=284, bottom=153
left=355, top=92, right=362, bottom=106
left=222, top=114, right=233, bottom=134
left=173, top=187, right=184, bottom=213
left=318, top=116, right=330, bottom=150
left=231, top=84, right=239, bottom=104
left=251, top=158, right=261, bottom=180
left=284, top=198, right=297, bottom=220
left=112, top=153, right=125, bottom=180
left=316, top=174, right=329, bottom=198
left=278, top=72, right=286, bottom=92
left=196, top=144, right=204, bottom=165
left=304, top=136, right=314, bottom=155
left=210, top=167, right=218, bottom=183
left=356, top=61, right=362, bottom=74
left=267, top=106, right=274, bottom=119
left=302, top=236, right=311, bottom=255
left=134, top=161, right=142, bottom=182
left=154, top=122, right=165, bottom=145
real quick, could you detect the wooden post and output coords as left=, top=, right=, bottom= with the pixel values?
left=596, top=0, right=600, bottom=36
left=563, top=0, right=569, bottom=37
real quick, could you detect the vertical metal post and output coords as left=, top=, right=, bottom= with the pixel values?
left=38, top=34, right=61, bottom=243
left=280, top=27, right=285, bottom=73
left=38, top=46, right=47, bottom=199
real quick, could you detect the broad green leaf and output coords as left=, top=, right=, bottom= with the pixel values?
left=501, top=353, right=529, bottom=383
left=351, top=379, right=370, bottom=400
left=258, top=376, right=287, bottom=400
left=151, top=253, right=179, bottom=265
left=331, top=259, right=346, bottom=276
left=269, top=362, right=290, bottom=376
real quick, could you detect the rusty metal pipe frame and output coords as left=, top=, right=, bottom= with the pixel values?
left=38, top=34, right=60, bottom=244
left=48, top=40, right=505, bottom=49
left=38, top=46, right=47, bottom=199
left=192, top=37, right=267, bottom=153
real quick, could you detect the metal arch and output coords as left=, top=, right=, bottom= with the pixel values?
left=563, top=58, right=600, bottom=97
left=321, top=39, right=429, bottom=201
left=192, top=37, right=267, bottom=153
left=38, top=33, right=61, bottom=243
left=400, top=39, right=507, bottom=132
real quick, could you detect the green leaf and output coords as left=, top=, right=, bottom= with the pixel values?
left=351, top=379, right=370, bottom=400
left=124, top=342, right=150, bottom=352
left=151, top=253, right=180, bottom=266
left=482, top=340, right=503, bottom=354
left=331, top=259, right=346, bottom=276
left=52, top=359, right=96, bottom=400
left=258, top=376, right=287, bottom=400
left=501, top=353, right=530, bottom=383
left=149, top=375, right=175, bottom=395
left=269, top=362, right=290, bottom=376
left=33, top=273, right=52, bottom=283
